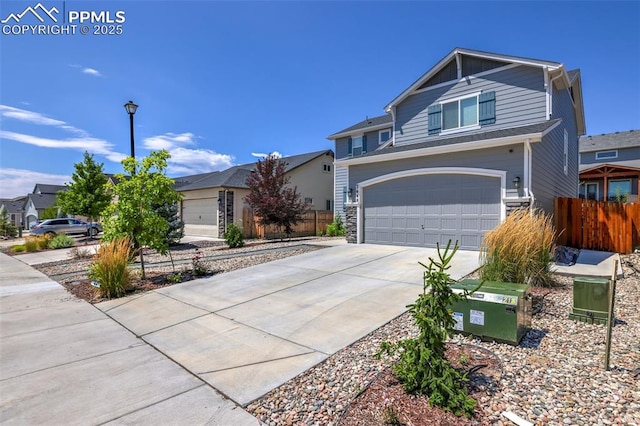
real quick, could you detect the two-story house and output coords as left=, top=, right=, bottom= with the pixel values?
left=328, top=48, right=585, bottom=250
left=23, top=183, right=67, bottom=229
left=175, top=150, right=334, bottom=237
left=579, top=130, right=639, bottom=202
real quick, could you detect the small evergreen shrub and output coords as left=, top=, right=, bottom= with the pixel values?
left=377, top=241, right=477, bottom=418
left=89, top=238, right=132, bottom=299
left=480, top=208, right=556, bottom=286
left=326, top=214, right=345, bottom=237
left=225, top=223, right=245, bottom=248
left=48, top=234, right=75, bottom=249
left=12, top=245, right=26, bottom=253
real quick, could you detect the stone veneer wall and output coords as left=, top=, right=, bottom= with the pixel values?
left=345, top=204, right=357, bottom=244
left=217, top=190, right=234, bottom=238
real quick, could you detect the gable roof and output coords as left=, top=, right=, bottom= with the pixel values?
left=579, top=130, right=639, bottom=152
left=327, top=114, right=393, bottom=140
left=27, top=193, right=58, bottom=210
left=176, top=150, right=334, bottom=191
left=337, top=120, right=561, bottom=166
left=33, top=183, right=66, bottom=194
left=384, top=48, right=565, bottom=112
left=0, top=196, right=26, bottom=214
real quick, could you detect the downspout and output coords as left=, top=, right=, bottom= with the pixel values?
left=543, top=67, right=550, bottom=118
left=390, top=106, right=396, bottom=146
left=525, top=139, right=535, bottom=209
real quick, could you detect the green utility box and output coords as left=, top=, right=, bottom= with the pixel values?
left=569, top=276, right=610, bottom=325
left=449, top=279, right=531, bottom=345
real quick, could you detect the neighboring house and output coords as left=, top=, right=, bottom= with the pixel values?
left=175, top=150, right=335, bottom=237
left=0, top=196, right=26, bottom=229
left=328, top=47, right=585, bottom=250
left=23, top=183, right=67, bottom=229
left=578, top=130, right=639, bottom=202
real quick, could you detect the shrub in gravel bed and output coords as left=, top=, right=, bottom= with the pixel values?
left=48, top=234, right=75, bottom=249
left=89, top=237, right=132, bottom=298
left=224, top=223, right=245, bottom=248
left=480, top=208, right=555, bottom=286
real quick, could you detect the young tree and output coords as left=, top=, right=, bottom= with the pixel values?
left=0, top=206, right=17, bottom=238
left=101, top=150, right=182, bottom=278
left=245, top=154, right=308, bottom=237
left=57, top=152, right=110, bottom=232
left=154, top=201, right=184, bottom=246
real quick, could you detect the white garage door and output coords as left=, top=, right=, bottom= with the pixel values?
left=363, top=174, right=501, bottom=250
left=182, top=198, right=217, bottom=225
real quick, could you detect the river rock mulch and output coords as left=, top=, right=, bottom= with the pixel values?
left=247, top=253, right=640, bottom=426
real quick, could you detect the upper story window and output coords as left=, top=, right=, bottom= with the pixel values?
left=595, top=150, right=618, bottom=160
left=428, top=91, right=495, bottom=135
left=442, top=95, right=478, bottom=131
left=378, top=129, right=391, bottom=145
left=322, top=163, right=332, bottom=173
left=348, top=134, right=367, bottom=157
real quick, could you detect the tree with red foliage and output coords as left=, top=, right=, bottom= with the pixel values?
left=245, top=154, right=308, bottom=237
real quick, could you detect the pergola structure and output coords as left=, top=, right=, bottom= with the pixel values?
left=579, top=163, right=640, bottom=202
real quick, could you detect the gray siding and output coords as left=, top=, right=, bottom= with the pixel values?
left=395, top=65, right=546, bottom=146
left=334, top=165, right=348, bottom=218
left=334, top=128, right=393, bottom=160
left=580, top=146, right=640, bottom=165
left=531, top=86, right=579, bottom=213
left=348, top=144, right=524, bottom=192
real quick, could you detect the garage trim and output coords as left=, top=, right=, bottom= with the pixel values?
left=355, top=167, right=507, bottom=244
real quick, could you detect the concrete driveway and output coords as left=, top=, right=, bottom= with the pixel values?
left=96, top=243, right=480, bottom=406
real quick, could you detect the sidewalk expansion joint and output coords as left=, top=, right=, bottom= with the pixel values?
left=197, top=350, right=321, bottom=375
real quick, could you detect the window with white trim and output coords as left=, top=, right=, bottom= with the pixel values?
left=351, top=135, right=364, bottom=156
left=304, top=197, right=313, bottom=206
left=378, top=129, right=391, bottom=145
left=442, top=95, right=478, bottom=131
left=595, top=150, right=618, bottom=160
left=563, top=130, right=569, bottom=176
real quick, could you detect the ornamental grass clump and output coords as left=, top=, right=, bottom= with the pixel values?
left=480, top=208, right=556, bottom=287
left=89, top=238, right=133, bottom=299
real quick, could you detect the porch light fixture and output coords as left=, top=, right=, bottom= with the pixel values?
left=513, top=176, right=521, bottom=189
left=348, top=188, right=353, bottom=199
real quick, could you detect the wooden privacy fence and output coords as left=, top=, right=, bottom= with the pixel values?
left=554, top=197, right=640, bottom=254
left=242, top=208, right=334, bottom=239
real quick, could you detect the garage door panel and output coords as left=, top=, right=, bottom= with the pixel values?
left=363, top=173, right=501, bottom=250
left=182, top=199, right=217, bottom=225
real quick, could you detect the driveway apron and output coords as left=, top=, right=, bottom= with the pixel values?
left=95, top=244, right=480, bottom=407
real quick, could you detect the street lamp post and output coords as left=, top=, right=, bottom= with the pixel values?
left=124, top=100, right=138, bottom=162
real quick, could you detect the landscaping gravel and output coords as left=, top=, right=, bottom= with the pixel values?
left=247, top=253, right=640, bottom=426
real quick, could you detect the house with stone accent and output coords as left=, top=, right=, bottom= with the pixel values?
left=175, top=150, right=335, bottom=237
left=578, top=130, right=639, bottom=202
left=328, top=47, right=586, bottom=250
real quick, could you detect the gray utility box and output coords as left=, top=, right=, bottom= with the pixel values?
left=569, top=276, right=610, bottom=325
left=449, top=279, right=531, bottom=345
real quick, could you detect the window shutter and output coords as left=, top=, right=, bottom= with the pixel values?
left=479, top=91, right=496, bottom=125
left=362, top=135, right=367, bottom=153
left=427, top=104, right=441, bottom=135
left=347, top=137, right=353, bottom=156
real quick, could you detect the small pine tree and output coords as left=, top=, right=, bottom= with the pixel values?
left=244, top=154, right=308, bottom=237
left=154, top=202, right=184, bottom=245
left=0, top=206, right=17, bottom=238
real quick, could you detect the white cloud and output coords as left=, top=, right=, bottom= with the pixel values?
left=82, top=67, right=102, bottom=77
left=0, top=105, right=87, bottom=136
left=144, top=132, right=234, bottom=175
left=0, top=168, right=69, bottom=199
left=251, top=151, right=283, bottom=159
left=0, top=105, right=127, bottom=163
left=143, top=132, right=196, bottom=150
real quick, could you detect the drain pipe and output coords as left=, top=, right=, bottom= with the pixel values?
left=548, top=71, right=565, bottom=118
left=525, top=139, right=535, bottom=210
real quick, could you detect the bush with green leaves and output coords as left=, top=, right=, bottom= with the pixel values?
left=48, top=234, right=75, bottom=249
left=12, top=245, right=25, bottom=253
left=480, top=208, right=556, bottom=286
left=89, top=238, right=133, bottom=299
left=377, top=241, right=477, bottom=418
left=326, top=214, right=345, bottom=237
left=225, top=223, right=245, bottom=248
left=0, top=205, right=17, bottom=238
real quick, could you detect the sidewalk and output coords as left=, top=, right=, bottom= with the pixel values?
left=0, top=252, right=259, bottom=425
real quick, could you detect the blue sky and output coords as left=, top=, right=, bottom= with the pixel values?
left=1, top=1, right=638, bottom=199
